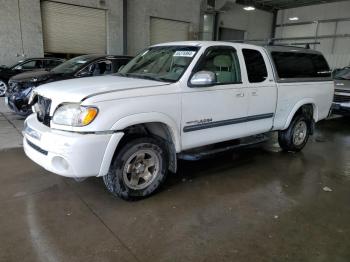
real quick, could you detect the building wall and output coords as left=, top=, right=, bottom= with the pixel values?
left=275, top=1, right=350, bottom=69
left=0, top=0, right=274, bottom=65
left=126, top=0, right=203, bottom=56
left=127, top=1, right=273, bottom=56
left=0, top=0, right=124, bottom=66
left=218, top=3, right=273, bottom=41
left=0, top=0, right=43, bottom=66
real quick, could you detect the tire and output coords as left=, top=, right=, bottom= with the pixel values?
left=278, top=114, right=310, bottom=152
left=103, top=137, right=168, bottom=200
left=0, top=80, right=7, bottom=97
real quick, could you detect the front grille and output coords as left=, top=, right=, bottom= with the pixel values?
left=335, top=89, right=350, bottom=93
left=334, top=94, right=350, bottom=103
left=35, top=95, right=52, bottom=126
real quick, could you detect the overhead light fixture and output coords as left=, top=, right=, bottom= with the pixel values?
left=243, top=6, right=255, bottom=11
left=289, top=17, right=299, bottom=21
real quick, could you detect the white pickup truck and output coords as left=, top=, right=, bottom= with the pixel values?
left=23, top=41, right=333, bottom=200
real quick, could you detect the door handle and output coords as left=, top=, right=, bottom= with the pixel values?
left=236, top=92, right=244, bottom=97
left=251, top=91, right=258, bottom=96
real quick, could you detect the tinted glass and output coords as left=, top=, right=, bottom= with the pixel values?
left=90, top=61, right=112, bottom=76
left=271, top=51, right=331, bottom=79
left=51, top=56, right=92, bottom=74
left=44, top=59, right=62, bottom=68
left=194, top=47, right=241, bottom=84
left=119, top=46, right=199, bottom=82
left=112, top=59, right=131, bottom=73
left=335, top=68, right=350, bottom=80
left=242, top=49, right=268, bottom=83
left=21, top=60, right=42, bottom=69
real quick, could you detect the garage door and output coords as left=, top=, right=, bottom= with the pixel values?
left=219, top=28, right=245, bottom=41
left=41, top=1, right=106, bottom=54
left=150, top=18, right=189, bottom=45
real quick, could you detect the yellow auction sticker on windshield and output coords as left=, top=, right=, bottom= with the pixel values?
left=174, top=51, right=196, bottom=57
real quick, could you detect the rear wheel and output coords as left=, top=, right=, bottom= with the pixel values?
left=278, top=114, right=310, bottom=152
left=0, top=80, right=7, bottom=96
left=103, top=137, right=168, bottom=200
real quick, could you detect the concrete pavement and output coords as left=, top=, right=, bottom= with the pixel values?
left=0, top=97, right=349, bottom=261
left=0, top=97, right=24, bottom=150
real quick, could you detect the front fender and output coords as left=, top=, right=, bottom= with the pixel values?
left=283, top=98, right=318, bottom=130
left=111, top=112, right=181, bottom=152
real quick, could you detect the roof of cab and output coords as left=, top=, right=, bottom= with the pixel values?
left=152, top=41, right=260, bottom=49
left=153, top=41, right=323, bottom=55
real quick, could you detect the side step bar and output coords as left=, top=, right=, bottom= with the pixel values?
left=178, top=134, right=269, bottom=161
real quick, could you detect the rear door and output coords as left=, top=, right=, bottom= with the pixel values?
left=241, top=48, right=277, bottom=133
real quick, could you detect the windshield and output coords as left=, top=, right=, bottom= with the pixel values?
left=9, top=60, right=25, bottom=69
left=119, top=46, right=199, bottom=82
left=51, top=56, right=92, bottom=74
left=335, top=68, right=350, bottom=80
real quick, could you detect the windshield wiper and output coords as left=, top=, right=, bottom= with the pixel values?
left=118, top=73, right=171, bottom=82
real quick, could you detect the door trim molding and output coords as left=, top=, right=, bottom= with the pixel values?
left=183, top=113, right=274, bottom=133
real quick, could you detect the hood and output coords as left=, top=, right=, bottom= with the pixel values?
left=34, top=75, right=169, bottom=103
left=11, top=70, right=54, bottom=82
left=334, top=79, right=350, bottom=91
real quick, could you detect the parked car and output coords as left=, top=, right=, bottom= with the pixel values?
left=0, top=57, right=64, bottom=96
left=23, top=41, right=333, bottom=200
left=5, top=54, right=133, bottom=116
left=331, top=66, right=350, bottom=115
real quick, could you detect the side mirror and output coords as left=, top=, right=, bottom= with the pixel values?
left=14, top=65, right=23, bottom=70
left=190, top=71, right=216, bottom=87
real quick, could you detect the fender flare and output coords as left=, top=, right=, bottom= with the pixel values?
left=111, top=112, right=181, bottom=152
left=283, top=99, right=318, bottom=130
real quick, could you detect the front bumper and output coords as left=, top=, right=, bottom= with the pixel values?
left=331, top=102, right=350, bottom=116
left=23, top=114, right=124, bottom=178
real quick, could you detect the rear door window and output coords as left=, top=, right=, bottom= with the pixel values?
left=271, top=52, right=331, bottom=79
left=242, top=49, right=268, bottom=83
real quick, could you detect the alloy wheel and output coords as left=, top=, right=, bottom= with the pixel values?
left=122, top=149, right=160, bottom=190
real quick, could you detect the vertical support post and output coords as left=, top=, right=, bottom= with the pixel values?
left=123, top=0, right=128, bottom=55
left=213, top=11, right=219, bottom=41
left=314, top=21, right=319, bottom=50
left=270, top=9, right=277, bottom=44
left=331, top=21, right=338, bottom=54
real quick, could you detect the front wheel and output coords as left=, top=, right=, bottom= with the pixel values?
left=103, top=137, right=168, bottom=200
left=278, top=114, right=310, bottom=152
left=0, top=80, right=7, bottom=96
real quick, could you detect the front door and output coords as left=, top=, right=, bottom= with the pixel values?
left=181, top=46, right=248, bottom=150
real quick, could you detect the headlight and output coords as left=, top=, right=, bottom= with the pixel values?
left=52, top=104, right=98, bottom=127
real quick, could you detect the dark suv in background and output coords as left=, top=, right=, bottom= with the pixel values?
left=332, top=66, right=350, bottom=116
left=5, top=54, right=132, bottom=116
left=0, top=57, right=64, bottom=96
